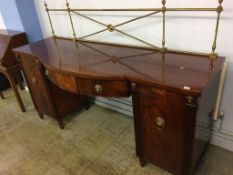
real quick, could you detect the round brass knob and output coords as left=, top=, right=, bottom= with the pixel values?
left=156, top=117, right=165, bottom=130
left=94, top=84, right=102, bottom=94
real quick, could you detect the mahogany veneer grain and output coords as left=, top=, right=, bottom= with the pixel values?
left=13, top=37, right=225, bottom=175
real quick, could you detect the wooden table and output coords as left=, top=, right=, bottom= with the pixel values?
left=0, top=29, right=28, bottom=112
left=14, top=37, right=225, bottom=175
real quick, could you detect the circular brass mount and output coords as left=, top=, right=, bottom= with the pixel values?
left=31, top=77, right=37, bottom=84
left=107, top=24, right=114, bottom=32
left=94, top=84, right=103, bottom=94
left=156, top=117, right=165, bottom=130
left=186, top=96, right=193, bottom=103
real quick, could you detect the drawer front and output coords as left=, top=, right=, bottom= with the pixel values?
left=46, top=70, right=77, bottom=93
left=20, top=55, right=53, bottom=116
left=138, top=86, right=190, bottom=174
left=76, top=78, right=130, bottom=97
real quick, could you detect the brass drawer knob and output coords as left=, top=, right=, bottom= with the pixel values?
left=94, top=84, right=102, bottom=94
left=31, top=77, right=37, bottom=84
left=156, top=117, right=165, bottom=130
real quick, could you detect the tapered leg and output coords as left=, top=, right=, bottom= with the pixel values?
left=15, top=73, right=24, bottom=90
left=139, top=158, right=146, bottom=167
left=58, top=119, right=64, bottom=129
left=0, top=90, right=4, bottom=99
left=38, top=112, right=44, bottom=119
left=86, top=99, right=90, bottom=110
left=7, top=73, right=26, bottom=112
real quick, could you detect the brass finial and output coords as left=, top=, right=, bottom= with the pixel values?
left=66, top=0, right=77, bottom=40
left=162, top=0, right=166, bottom=12
left=66, top=0, right=70, bottom=11
left=219, top=0, right=223, bottom=4
left=162, top=0, right=166, bottom=5
left=217, top=0, right=224, bottom=14
left=44, top=1, right=55, bottom=37
left=44, top=1, right=48, bottom=11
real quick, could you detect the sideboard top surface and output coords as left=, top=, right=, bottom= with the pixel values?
left=14, top=37, right=225, bottom=96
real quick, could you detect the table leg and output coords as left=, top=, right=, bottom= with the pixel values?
left=0, top=89, right=4, bottom=99
left=7, top=73, right=26, bottom=112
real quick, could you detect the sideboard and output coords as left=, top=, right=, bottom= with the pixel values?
left=14, top=37, right=225, bottom=175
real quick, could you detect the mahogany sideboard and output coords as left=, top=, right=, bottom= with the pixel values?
left=13, top=37, right=225, bottom=175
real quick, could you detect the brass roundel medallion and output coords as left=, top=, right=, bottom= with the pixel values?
left=156, top=117, right=165, bottom=130
left=31, top=77, right=37, bottom=84
left=94, top=84, right=103, bottom=94
left=107, top=24, right=114, bottom=32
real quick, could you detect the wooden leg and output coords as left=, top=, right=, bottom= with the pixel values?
left=58, top=119, right=64, bottom=129
left=15, top=73, right=24, bottom=90
left=0, top=89, right=4, bottom=99
left=86, top=99, right=90, bottom=110
left=38, top=112, right=44, bottom=119
left=139, top=158, right=146, bottom=167
left=7, top=73, right=26, bottom=112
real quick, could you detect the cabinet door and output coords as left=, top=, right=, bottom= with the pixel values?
left=20, top=55, right=54, bottom=117
left=136, top=86, right=196, bottom=174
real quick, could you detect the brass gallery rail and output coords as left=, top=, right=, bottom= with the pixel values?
left=44, top=0, right=224, bottom=60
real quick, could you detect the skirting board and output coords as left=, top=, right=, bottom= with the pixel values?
left=94, top=97, right=133, bottom=116
left=94, top=97, right=233, bottom=152
left=25, top=90, right=233, bottom=152
left=211, top=129, right=233, bottom=152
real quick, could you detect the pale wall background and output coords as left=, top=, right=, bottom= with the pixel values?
left=0, top=12, right=6, bottom=29
left=33, top=0, right=233, bottom=151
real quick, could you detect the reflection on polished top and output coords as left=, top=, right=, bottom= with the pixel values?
left=14, top=37, right=225, bottom=96
left=0, top=30, right=20, bottom=60
left=0, top=29, right=27, bottom=66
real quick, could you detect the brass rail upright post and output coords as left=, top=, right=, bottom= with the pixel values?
left=44, top=1, right=56, bottom=38
left=209, top=0, right=223, bottom=71
left=210, top=0, right=224, bottom=60
left=66, top=0, right=80, bottom=58
left=44, top=1, right=223, bottom=59
left=66, top=0, right=77, bottom=41
left=161, top=0, right=166, bottom=53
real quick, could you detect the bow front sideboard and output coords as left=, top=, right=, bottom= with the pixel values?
left=13, top=37, right=225, bottom=175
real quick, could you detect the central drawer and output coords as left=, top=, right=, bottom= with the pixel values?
left=76, top=78, right=130, bottom=97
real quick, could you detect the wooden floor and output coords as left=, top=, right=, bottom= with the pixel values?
left=0, top=89, right=233, bottom=175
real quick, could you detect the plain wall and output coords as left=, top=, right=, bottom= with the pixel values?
left=0, top=0, right=24, bottom=31
left=15, top=0, right=43, bottom=42
left=0, top=0, right=43, bottom=43
left=0, top=12, right=6, bottom=29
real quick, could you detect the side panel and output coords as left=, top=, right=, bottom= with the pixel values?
left=19, top=54, right=54, bottom=116
left=191, top=70, right=221, bottom=171
left=18, top=54, right=89, bottom=128
left=133, top=85, right=197, bottom=175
